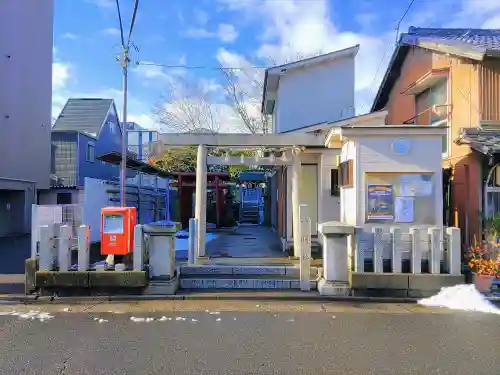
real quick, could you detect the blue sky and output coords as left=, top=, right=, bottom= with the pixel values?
left=53, top=0, right=500, bottom=131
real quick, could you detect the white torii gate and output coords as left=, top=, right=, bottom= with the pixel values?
left=151, top=133, right=325, bottom=258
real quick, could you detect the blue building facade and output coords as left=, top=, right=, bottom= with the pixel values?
left=51, top=98, right=134, bottom=188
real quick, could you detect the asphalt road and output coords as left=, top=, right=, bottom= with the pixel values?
left=0, top=301, right=499, bottom=375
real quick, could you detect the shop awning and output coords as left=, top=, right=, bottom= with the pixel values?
left=96, top=152, right=176, bottom=178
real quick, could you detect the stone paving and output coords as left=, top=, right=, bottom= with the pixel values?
left=206, top=225, right=284, bottom=259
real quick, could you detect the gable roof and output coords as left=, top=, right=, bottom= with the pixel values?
left=52, top=98, right=117, bottom=136
left=261, top=45, right=360, bottom=115
left=371, top=27, right=500, bottom=112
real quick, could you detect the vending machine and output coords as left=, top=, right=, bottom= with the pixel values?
left=100, top=207, right=137, bottom=255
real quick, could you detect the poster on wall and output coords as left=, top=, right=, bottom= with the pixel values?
left=395, top=196, right=415, bottom=223
left=367, top=185, right=394, bottom=221
left=399, top=174, right=433, bottom=197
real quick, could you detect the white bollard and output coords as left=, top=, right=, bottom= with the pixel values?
left=299, top=204, right=311, bottom=292
left=77, top=225, right=90, bottom=271
left=57, top=225, right=72, bottom=272
left=410, top=227, right=421, bottom=274
left=133, top=224, right=144, bottom=271
left=446, top=227, right=461, bottom=276
left=390, top=227, right=402, bottom=273
left=428, top=227, right=441, bottom=274
left=188, top=218, right=197, bottom=265
left=372, top=227, right=384, bottom=273
left=39, top=225, right=55, bottom=271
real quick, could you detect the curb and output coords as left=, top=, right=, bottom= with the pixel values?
left=1, top=293, right=498, bottom=304
left=0, top=293, right=420, bottom=304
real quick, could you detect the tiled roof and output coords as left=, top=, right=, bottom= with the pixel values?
left=455, top=124, right=500, bottom=154
left=52, top=98, right=114, bottom=135
left=405, top=27, right=500, bottom=52
left=372, top=27, right=500, bottom=112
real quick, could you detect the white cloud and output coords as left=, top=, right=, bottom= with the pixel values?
left=86, top=0, right=114, bottom=9
left=184, top=24, right=239, bottom=43
left=217, top=24, right=238, bottom=43
left=102, top=27, right=121, bottom=37
left=62, top=32, right=78, bottom=40
left=194, top=9, right=210, bottom=26
left=134, top=63, right=170, bottom=81
left=53, top=62, right=70, bottom=89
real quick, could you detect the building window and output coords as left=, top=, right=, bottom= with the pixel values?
left=331, top=169, right=340, bottom=196
left=86, top=143, right=95, bottom=162
left=57, top=192, right=72, bottom=205
left=339, top=160, right=354, bottom=187
left=109, top=122, right=116, bottom=134
left=414, top=78, right=449, bottom=155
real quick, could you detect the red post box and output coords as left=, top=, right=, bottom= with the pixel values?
left=100, top=207, right=137, bottom=255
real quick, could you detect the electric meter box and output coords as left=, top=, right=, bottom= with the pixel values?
left=100, top=207, right=137, bottom=255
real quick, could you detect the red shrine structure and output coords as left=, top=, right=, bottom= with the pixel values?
left=169, top=172, right=231, bottom=229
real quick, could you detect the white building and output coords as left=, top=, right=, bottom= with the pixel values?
left=0, top=0, right=54, bottom=236
left=261, top=45, right=359, bottom=251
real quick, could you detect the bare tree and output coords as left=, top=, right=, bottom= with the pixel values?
left=219, top=50, right=323, bottom=134
left=152, top=76, right=220, bottom=133
left=219, top=68, right=270, bottom=134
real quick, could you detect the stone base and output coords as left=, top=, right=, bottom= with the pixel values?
left=317, top=278, right=349, bottom=296
left=35, top=271, right=89, bottom=288
left=89, top=271, right=148, bottom=288
left=25, top=258, right=38, bottom=294
left=143, top=273, right=179, bottom=295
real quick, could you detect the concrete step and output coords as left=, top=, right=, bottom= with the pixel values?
left=179, top=275, right=318, bottom=290
left=180, top=265, right=318, bottom=278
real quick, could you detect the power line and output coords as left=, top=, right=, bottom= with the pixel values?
left=395, top=0, right=416, bottom=45
left=136, top=61, right=268, bottom=70
left=364, top=0, right=416, bottom=109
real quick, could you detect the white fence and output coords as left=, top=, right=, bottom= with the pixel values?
left=31, top=204, right=83, bottom=258
left=349, top=226, right=461, bottom=275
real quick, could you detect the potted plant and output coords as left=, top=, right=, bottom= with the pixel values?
left=466, top=241, right=499, bottom=293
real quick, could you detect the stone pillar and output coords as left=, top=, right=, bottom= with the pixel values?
left=133, top=224, right=144, bottom=271
left=372, top=227, right=384, bottom=273
left=317, top=221, right=354, bottom=296
left=410, top=227, right=421, bottom=274
left=299, top=204, right=311, bottom=292
left=446, top=227, right=461, bottom=275
left=77, top=225, right=90, bottom=271
left=194, top=144, right=207, bottom=257
left=291, top=148, right=301, bottom=258
left=57, top=225, right=72, bottom=272
left=39, top=225, right=55, bottom=271
left=428, top=227, right=441, bottom=274
left=188, top=218, right=197, bottom=265
left=390, top=227, right=402, bottom=273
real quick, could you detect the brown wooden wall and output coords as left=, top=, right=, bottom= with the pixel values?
left=479, top=59, right=500, bottom=122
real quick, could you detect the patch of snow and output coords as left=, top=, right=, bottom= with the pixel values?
left=418, top=284, right=500, bottom=314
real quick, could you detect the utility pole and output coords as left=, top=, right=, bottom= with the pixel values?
left=120, top=46, right=129, bottom=207
left=115, top=0, right=139, bottom=207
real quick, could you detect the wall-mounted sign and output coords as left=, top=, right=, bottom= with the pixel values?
left=367, top=185, right=394, bottom=221
left=391, top=138, right=411, bottom=156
